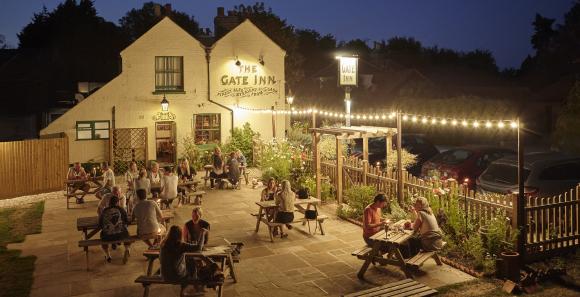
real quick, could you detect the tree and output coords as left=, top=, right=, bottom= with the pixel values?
left=553, top=81, right=580, bottom=154
left=531, top=14, right=556, bottom=52
left=119, top=2, right=200, bottom=42
left=296, top=29, right=336, bottom=79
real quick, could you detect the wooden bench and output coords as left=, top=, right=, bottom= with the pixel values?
left=64, top=193, right=79, bottom=209
left=185, top=191, right=206, bottom=205
left=406, top=242, right=446, bottom=270
left=260, top=215, right=327, bottom=242
left=343, top=278, right=437, bottom=297
left=351, top=246, right=373, bottom=259
left=78, top=235, right=139, bottom=270
left=135, top=253, right=225, bottom=297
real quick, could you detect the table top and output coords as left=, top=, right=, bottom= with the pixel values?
left=204, top=165, right=214, bottom=170
left=256, top=197, right=321, bottom=208
left=370, top=229, right=413, bottom=244
left=145, top=245, right=234, bottom=257
left=77, top=209, right=174, bottom=230
left=65, top=176, right=103, bottom=185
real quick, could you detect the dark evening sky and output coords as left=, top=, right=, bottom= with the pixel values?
left=0, top=0, right=574, bottom=69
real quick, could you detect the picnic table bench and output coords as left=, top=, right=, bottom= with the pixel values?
left=254, top=197, right=327, bottom=242
left=203, top=164, right=250, bottom=187
left=79, top=235, right=139, bottom=270
left=135, top=252, right=225, bottom=297
left=353, top=221, right=444, bottom=279
left=342, top=279, right=438, bottom=297
left=76, top=209, right=174, bottom=240
left=142, top=243, right=243, bottom=283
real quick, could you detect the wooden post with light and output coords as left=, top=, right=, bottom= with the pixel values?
left=336, top=55, right=358, bottom=127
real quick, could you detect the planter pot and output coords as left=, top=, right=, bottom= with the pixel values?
left=495, top=257, right=504, bottom=279
left=501, top=251, right=520, bottom=282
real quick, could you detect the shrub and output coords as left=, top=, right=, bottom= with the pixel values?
left=287, top=122, right=311, bottom=148
left=388, top=200, right=409, bottom=221
left=222, top=122, right=259, bottom=165
left=463, top=235, right=485, bottom=269
left=384, top=148, right=418, bottom=169
left=259, top=139, right=302, bottom=182
left=342, top=185, right=376, bottom=220
left=484, top=212, right=517, bottom=256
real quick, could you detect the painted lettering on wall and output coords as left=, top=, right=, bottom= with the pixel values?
left=216, top=63, right=278, bottom=98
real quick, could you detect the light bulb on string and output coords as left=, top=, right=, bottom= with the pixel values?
left=421, top=117, right=428, bottom=124
left=441, top=119, right=447, bottom=125
left=411, top=116, right=417, bottom=122
left=510, top=121, right=518, bottom=129
left=498, top=122, right=505, bottom=129
left=431, top=118, right=437, bottom=125
left=403, top=115, right=409, bottom=121
left=451, top=119, right=458, bottom=126
left=473, top=121, right=480, bottom=128
left=485, top=121, right=492, bottom=128
left=461, top=120, right=468, bottom=127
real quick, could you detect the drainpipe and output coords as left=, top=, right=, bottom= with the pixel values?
left=205, top=48, right=234, bottom=135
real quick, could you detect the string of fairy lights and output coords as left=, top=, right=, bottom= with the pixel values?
left=233, top=105, right=519, bottom=129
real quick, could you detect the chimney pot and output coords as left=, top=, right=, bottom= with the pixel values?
left=164, top=3, right=172, bottom=14
left=154, top=4, right=161, bottom=17
left=217, top=7, right=225, bottom=16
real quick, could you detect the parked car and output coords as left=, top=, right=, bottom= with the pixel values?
left=476, top=152, right=580, bottom=198
left=352, top=134, right=439, bottom=176
left=420, top=146, right=516, bottom=187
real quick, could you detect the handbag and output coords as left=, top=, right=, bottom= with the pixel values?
left=304, top=209, right=318, bottom=220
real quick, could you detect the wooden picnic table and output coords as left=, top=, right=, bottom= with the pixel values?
left=254, top=197, right=325, bottom=241
left=203, top=164, right=249, bottom=186
left=64, top=177, right=104, bottom=208
left=143, top=245, right=239, bottom=283
left=76, top=209, right=174, bottom=240
left=356, top=220, right=415, bottom=279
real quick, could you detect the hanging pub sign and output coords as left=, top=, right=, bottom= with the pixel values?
left=338, top=56, right=358, bottom=87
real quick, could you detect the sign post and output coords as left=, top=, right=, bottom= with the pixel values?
left=337, top=55, right=358, bottom=127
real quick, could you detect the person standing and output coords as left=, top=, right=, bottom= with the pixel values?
left=160, top=166, right=178, bottom=209
left=274, top=180, right=296, bottom=238
left=362, top=194, right=388, bottom=246
left=226, top=152, right=241, bottom=188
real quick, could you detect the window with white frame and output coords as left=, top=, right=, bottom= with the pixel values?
left=76, top=121, right=110, bottom=140
left=155, top=56, right=184, bottom=91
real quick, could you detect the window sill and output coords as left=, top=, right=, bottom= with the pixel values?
left=76, top=138, right=109, bottom=141
left=152, top=90, right=186, bottom=95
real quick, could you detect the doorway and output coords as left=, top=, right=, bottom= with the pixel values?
left=155, top=121, right=176, bottom=164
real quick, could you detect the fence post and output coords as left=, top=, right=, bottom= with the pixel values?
left=336, top=137, right=344, bottom=204
left=362, top=160, right=368, bottom=186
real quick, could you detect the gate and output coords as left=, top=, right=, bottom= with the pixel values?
left=110, top=128, right=148, bottom=174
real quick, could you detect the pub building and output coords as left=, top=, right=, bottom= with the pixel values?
left=41, top=8, right=288, bottom=165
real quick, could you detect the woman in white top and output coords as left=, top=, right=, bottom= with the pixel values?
left=148, top=162, right=162, bottom=197
left=160, top=166, right=178, bottom=209
left=274, top=180, right=295, bottom=238
left=407, top=197, right=443, bottom=255
left=135, top=168, right=151, bottom=196
left=96, top=162, right=115, bottom=200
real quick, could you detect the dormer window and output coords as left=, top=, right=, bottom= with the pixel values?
left=155, top=56, right=184, bottom=92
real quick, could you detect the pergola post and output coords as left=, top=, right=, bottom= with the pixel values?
left=336, top=136, right=344, bottom=204
left=362, top=136, right=369, bottom=161
left=313, top=132, right=321, bottom=200
left=396, top=112, right=404, bottom=204
left=385, top=132, right=392, bottom=170
left=516, top=119, right=525, bottom=266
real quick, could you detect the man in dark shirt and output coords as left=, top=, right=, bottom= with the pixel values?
left=99, top=196, right=131, bottom=263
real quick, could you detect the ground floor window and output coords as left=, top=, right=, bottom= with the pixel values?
left=76, top=121, right=110, bottom=140
left=194, top=114, right=220, bottom=144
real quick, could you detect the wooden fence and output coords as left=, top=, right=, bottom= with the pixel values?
left=0, top=134, right=69, bottom=199
left=313, top=156, right=580, bottom=261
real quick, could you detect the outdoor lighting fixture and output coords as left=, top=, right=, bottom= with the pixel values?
left=160, top=95, right=169, bottom=111
left=498, top=122, right=505, bottom=129
left=286, top=94, right=294, bottom=105
left=234, top=56, right=241, bottom=66
left=381, top=114, right=386, bottom=120
left=431, top=118, right=437, bottom=125
left=441, top=119, right=448, bottom=125
left=485, top=121, right=492, bottom=128
left=461, top=120, right=468, bottom=127
left=421, top=117, right=428, bottom=124
left=452, top=119, right=458, bottom=126
left=259, top=55, right=265, bottom=65
left=403, top=115, right=409, bottom=121
left=473, top=121, right=480, bottom=128
left=510, top=121, right=518, bottom=129
left=411, top=116, right=417, bottom=122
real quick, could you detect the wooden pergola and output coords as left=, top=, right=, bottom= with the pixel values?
left=309, top=125, right=401, bottom=204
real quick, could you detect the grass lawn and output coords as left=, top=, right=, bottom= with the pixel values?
left=0, top=202, right=44, bottom=297
left=437, top=278, right=579, bottom=297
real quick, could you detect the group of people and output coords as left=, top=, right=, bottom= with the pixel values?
left=209, top=147, right=246, bottom=189
left=363, top=194, right=444, bottom=257
left=260, top=178, right=296, bottom=238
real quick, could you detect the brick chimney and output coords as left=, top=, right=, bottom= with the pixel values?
left=214, top=7, right=242, bottom=39
left=164, top=3, right=172, bottom=15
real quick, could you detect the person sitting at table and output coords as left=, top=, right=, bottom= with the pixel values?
left=99, top=196, right=131, bottom=263
left=125, top=161, right=139, bottom=200
left=160, top=166, right=178, bottom=209
left=235, top=149, right=247, bottom=166
left=210, top=147, right=227, bottom=189
left=177, top=159, right=196, bottom=199
left=148, top=161, right=162, bottom=198
left=261, top=178, right=278, bottom=201
left=133, top=189, right=165, bottom=248
left=160, top=225, right=221, bottom=295
left=362, top=193, right=388, bottom=246
left=67, top=162, right=89, bottom=204
left=182, top=207, right=210, bottom=245
left=226, top=152, right=241, bottom=187
left=405, top=197, right=444, bottom=256
left=135, top=168, right=151, bottom=197
left=274, top=180, right=296, bottom=238
left=96, top=162, right=115, bottom=200
left=98, top=186, right=127, bottom=215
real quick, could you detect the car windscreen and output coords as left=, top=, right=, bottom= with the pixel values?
left=480, top=164, right=531, bottom=184
left=430, top=149, right=473, bottom=165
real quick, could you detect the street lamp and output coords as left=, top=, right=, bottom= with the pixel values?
left=160, top=95, right=169, bottom=112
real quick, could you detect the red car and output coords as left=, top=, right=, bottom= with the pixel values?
left=421, top=146, right=515, bottom=187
